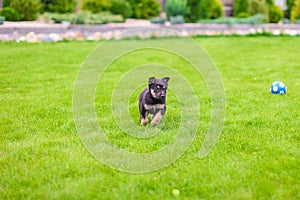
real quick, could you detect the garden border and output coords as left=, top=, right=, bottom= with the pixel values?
left=1, top=22, right=300, bottom=42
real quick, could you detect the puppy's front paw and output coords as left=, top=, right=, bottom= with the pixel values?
left=150, top=111, right=163, bottom=126
left=150, top=121, right=158, bottom=126
left=141, top=118, right=148, bottom=126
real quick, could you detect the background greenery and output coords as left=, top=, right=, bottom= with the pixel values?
left=1, top=37, right=300, bottom=199
left=0, top=0, right=300, bottom=23
left=40, top=0, right=77, bottom=14
left=127, top=0, right=161, bottom=19
left=42, top=11, right=124, bottom=24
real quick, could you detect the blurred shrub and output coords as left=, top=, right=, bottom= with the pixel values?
left=9, top=0, right=41, bottom=21
left=40, top=0, right=76, bottom=13
left=236, top=12, right=250, bottom=18
left=150, top=16, right=166, bottom=24
left=81, top=0, right=112, bottom=13
left=74, top=11, right=123, bottom=24
left=234, top=0, right=248, bottom=17
left=247, top=0, right=268, bottom=16
left=282, top=18, right=291, bottom=23
left=199, top=0, right=223, bottom=19
left=42, top=12, right=73, bottom=23
left=198, top=13, right=266, bottom=24
left=269, top=4, right=283, bottom=23
left=0, top=7, right=21, bottom=21
left=170, top=15, right=185, bottom=24
left=286, top=0, right=295, bottom=18
left=127, top=0, right=160, bottom=19
left=185, top=0, right=201, bottom=22
left=291, top=0, right=300, bottom=22
left=166, top=0, right=188, bottom=18
left=42, top=11, right=124, bottom=24
left=266, top=0, right=274, bottom=5
left=185, top=0, right=223, bottom=21
left=3, top=0, right=10, bottom=8
left=0, top=16, right=5, bottom=24
left=239, top=13, right=266, bottom=24
left=110, top=0, right=133, bottom=18
left=235, top=0, right=273, bottom=21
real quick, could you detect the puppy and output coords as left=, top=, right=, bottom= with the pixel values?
left=139, top=77, right=170, bottom=126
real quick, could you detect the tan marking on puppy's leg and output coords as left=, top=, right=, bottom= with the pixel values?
left=141, top=118, right=148, bottom=125
left=141, top=111, right=148, bottom=125
left=150, top=110, right=163, bottom=126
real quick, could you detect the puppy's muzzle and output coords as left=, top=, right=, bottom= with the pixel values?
left=161, top=91, right=166, bottom=99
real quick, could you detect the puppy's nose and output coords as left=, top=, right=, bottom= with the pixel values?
left=161, top=94, right=165, bottom=99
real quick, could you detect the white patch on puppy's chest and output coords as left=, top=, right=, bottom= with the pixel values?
left=144, top=104, right=165, bottom=114
left=144, top=104, right=165, bottom=110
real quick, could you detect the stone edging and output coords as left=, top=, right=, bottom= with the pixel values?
left=1, top=23, right=300, bottom=42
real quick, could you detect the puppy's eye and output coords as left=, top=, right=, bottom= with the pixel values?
left=155, top=86, right=160, bottom=91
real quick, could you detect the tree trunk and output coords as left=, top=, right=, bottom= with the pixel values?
left=158, top=0, right=166, bottom=12
left=161, top=0, right=166, bottom=12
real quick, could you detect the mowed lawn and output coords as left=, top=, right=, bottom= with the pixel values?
left=1, top=37, right=300, bottom=199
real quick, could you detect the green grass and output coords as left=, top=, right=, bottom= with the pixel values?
left=1, top=37, right=300, bottom=199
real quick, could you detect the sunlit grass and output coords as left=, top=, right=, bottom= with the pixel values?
left=1, top=37, right=300, bottom=199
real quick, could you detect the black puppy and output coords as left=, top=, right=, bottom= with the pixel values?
left=139, top=77, right=170, bottom=126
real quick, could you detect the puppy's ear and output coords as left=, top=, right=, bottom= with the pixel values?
left=148, top=77, right=156, bottom=85
left=163, top=77, right=170, bottom=83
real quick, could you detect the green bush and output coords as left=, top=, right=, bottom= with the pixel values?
left=110, top=0, right=133, bottom=18
left=210, top=0, right=224, bottom=19
left=150, top=16, right=166, bottom=24
left=170, top=15, right=185, bottom=24
left=40, top=0, right=76, bottom=13
left=81, top=0, right=112, bottom=13
left=199, top=0, right=223, bottom=19
left=247, top=0, right=268, bottom=16
left=282, top=18, right=291, bottom=23
left=9, top=0, right=41, bottom=21
left=72, top=11, right=100, bottom=24
left=42, top=12, right=73, bottom=23
left=186, top=0, right=223, bottom=21
left=3, top=0, right=10, bottom=8
left=286, top=0, right=295, bottom=18
left=185, top=0, right=201, bottom=22
left=269, top=4, right=283, bottom=23
left=241, top=13, right=266, bottom=24
left=74, top=11, right=123, bottom=24
left=166, top=0, right=188, bottom=18
left=198, top=13, right=266, bottom=24
left=291, top=0, right=300, bottom=22
left=127, top=0, right=160, bottom=19
left=0, top=7, right=21, bottom=21
left=236, top=12, right=250, bottom=18
left=0, top=16, right=4, bottom=25
left=235, top=0, right=270, bottom=21
left=234, top=0, right=248, bottom=17
left=41, top=11, right=124, bottom=24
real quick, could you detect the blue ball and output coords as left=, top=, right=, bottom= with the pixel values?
left=270, top=81, right=287, bottom=94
